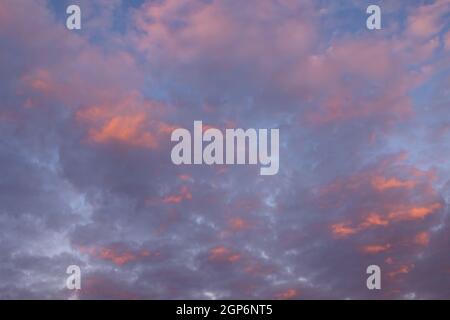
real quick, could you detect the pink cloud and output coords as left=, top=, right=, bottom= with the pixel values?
left=208, top=246, right=241, bottom=263
left=78, top=244, right=152, bottom=266
left=133, top=0, right=317, bottom=66
left=323, top=154, right=442, bottom=239
left=275, top=288, right=298, bottom=300
left=361, top=243, right=392, bottom=254
left=162, top=186, right=193, bottom=204
left=407, top=0, right=450, bottom=38
left=76, top=92, right=172, bottom=149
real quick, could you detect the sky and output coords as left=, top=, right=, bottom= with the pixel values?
left=0, top=0, right=449, bottom=299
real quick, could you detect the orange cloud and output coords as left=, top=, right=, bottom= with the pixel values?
left=371, top=177, right=416, bottom=191
left=98, top=247, right=137, bottom=266
left=162, top=186, right=193, bottom=204
left=324, top=155, right=442, bottom=239
left=331, top=223, right=358, bottom=238
left=76, top=92, right=171, bottom=149
left=360, top=213, right=390, bottom=228
left=229, top=217, right=248, bottom=231
left=388, top=265, right=413, bottom=279
left=89, top=113, right=158, bottom=148
left=178, top=174, right=192, bottom=182
left=21, top=67, right=76, bottom=104
left=388, top=203, right=442, bottom=221
left=361, top=244, right=391, bottom=254
left=208, top=246, right=241, bottom=263
left=331, top=203, right=441, bottom=239
left=414, top=231, right=430, bottom=246
left=276, top=288, right=298, bottom=300
left=78, top=245, right=151, bottom=266
left=26, top=68, right=54, bottom=93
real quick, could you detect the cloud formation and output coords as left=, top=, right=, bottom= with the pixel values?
left=0, top=0, right=450, bottom=299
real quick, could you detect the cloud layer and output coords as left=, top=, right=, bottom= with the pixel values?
left=0, top=0, right=450, bottom=299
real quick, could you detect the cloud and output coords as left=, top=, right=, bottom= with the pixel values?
left=77, top=243, right=151, bottom=266
left=1, top=0, right=450, bottom=300
left=406, top=0, right=450, bottom=39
